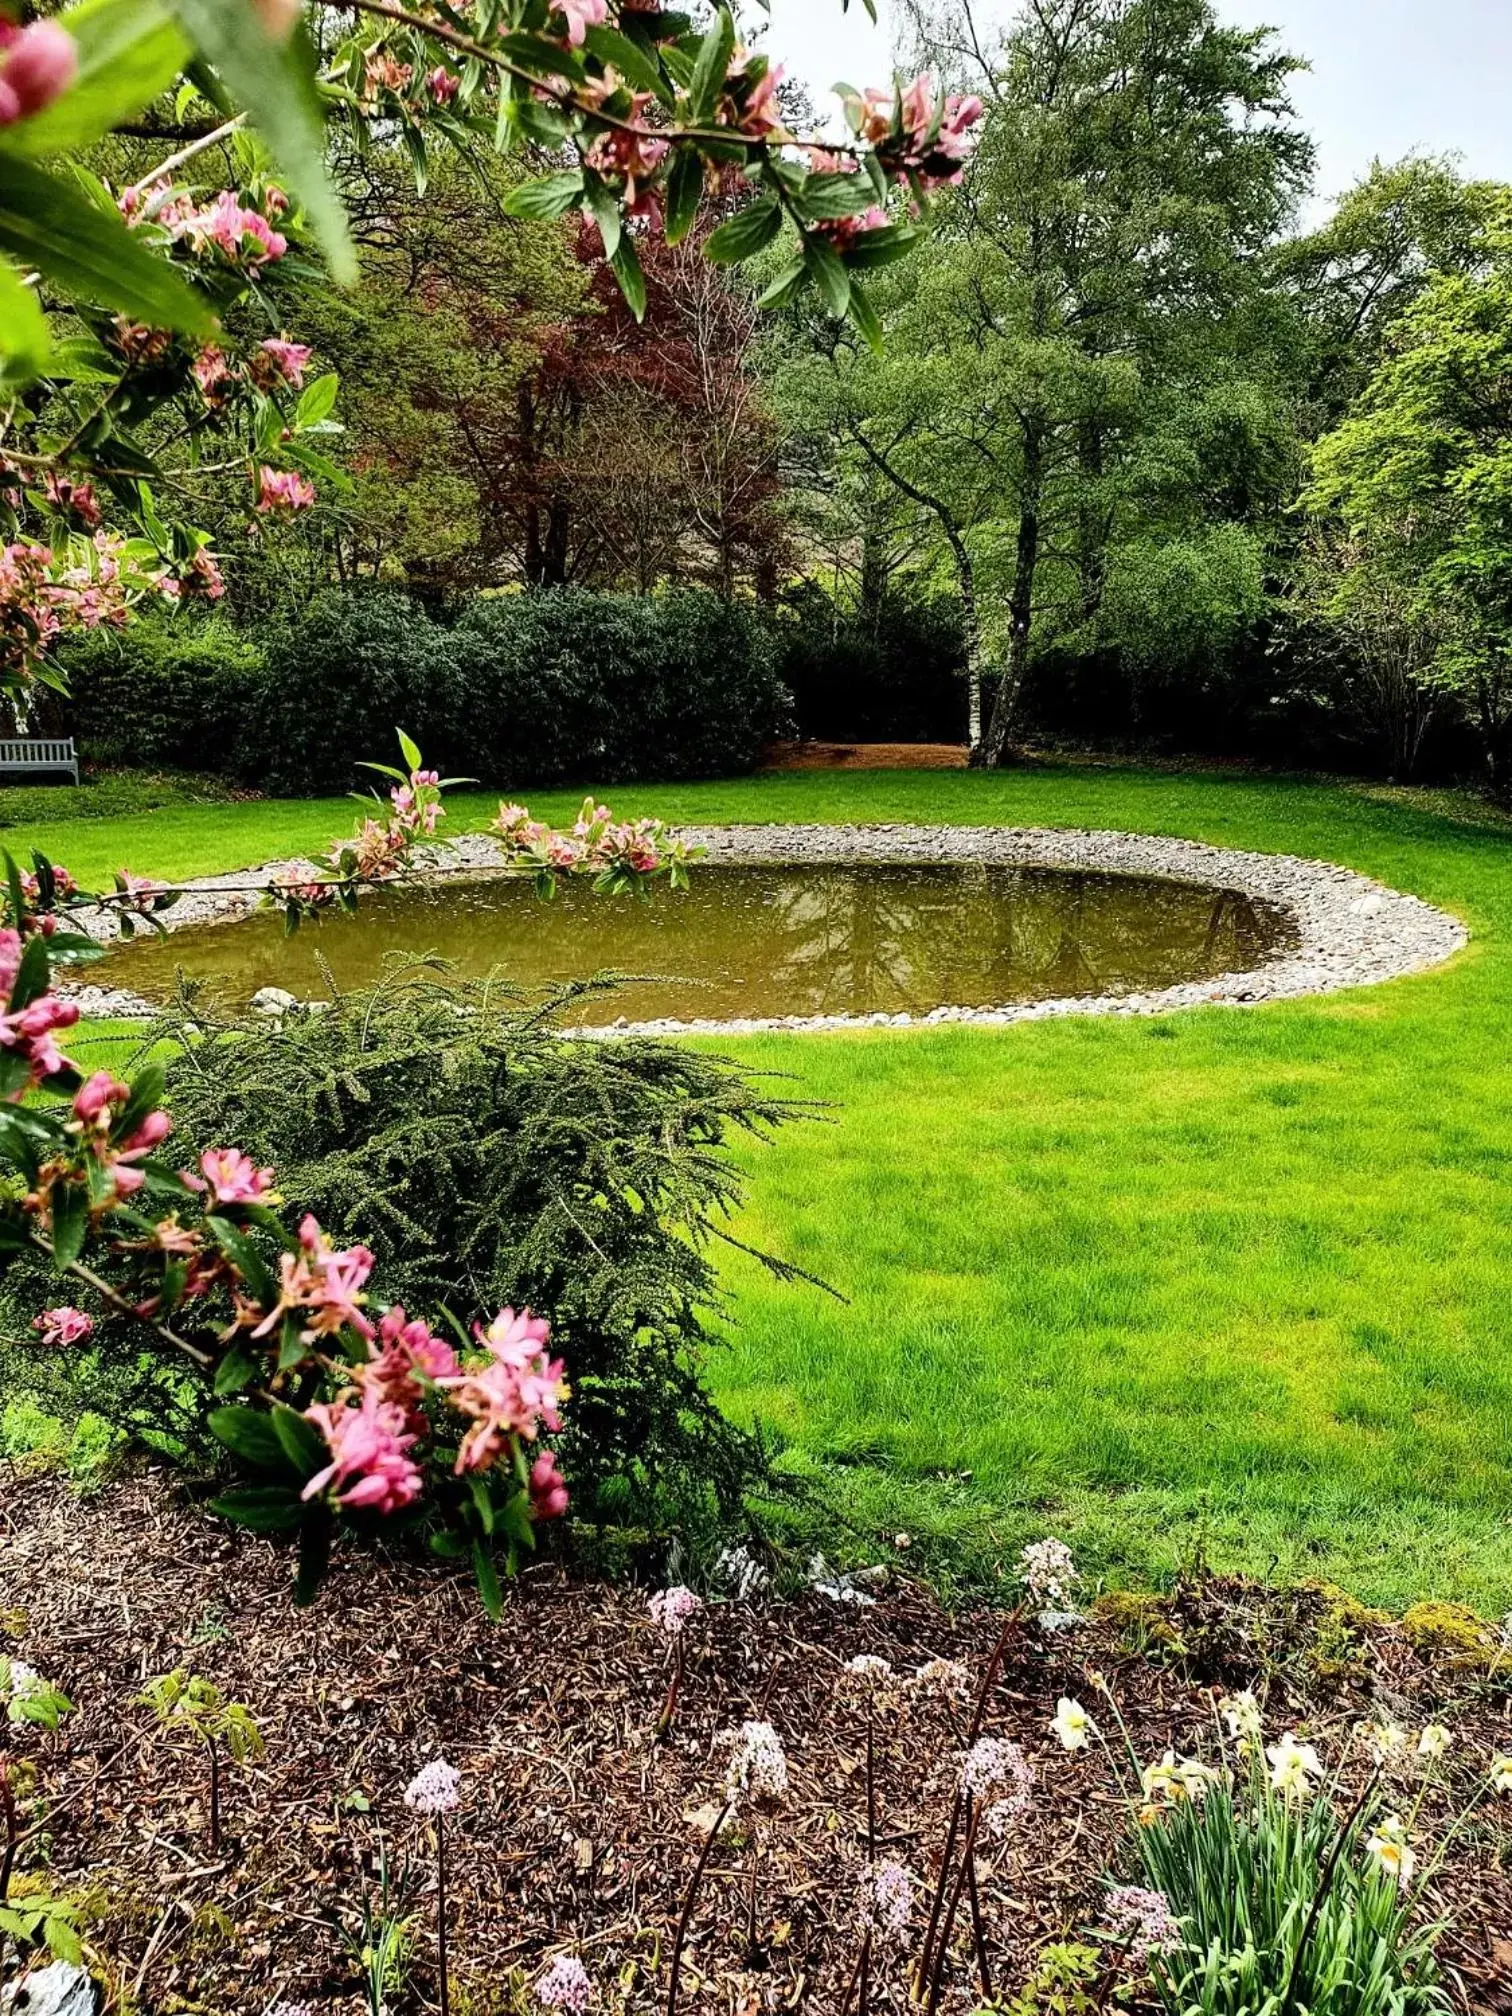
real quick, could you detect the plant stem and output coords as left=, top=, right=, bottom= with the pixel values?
left=965, top=1847, right=992, bottom=2002
left=657, top=1638, right=685, bottom=1739
left=667, top=1801, right=731, bottom=2016
left=924, top=1799, right=981, bottom=2016
left=205, top=1733, right=220, bottom=1851
left=436, top=1814, right=450, bottom=2016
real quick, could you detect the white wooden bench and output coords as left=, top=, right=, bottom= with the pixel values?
left=0, top=738, right=79, bottom=785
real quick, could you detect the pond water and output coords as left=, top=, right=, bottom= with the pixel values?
left=95, top=862, right=1297, bottom=1025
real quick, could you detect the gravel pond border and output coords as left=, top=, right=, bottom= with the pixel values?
left=66, top=821, right=1469, bottom=1033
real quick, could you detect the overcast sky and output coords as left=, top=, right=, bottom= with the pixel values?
left=764, top=0, right=1512, bottom=207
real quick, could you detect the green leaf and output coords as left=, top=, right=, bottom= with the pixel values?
left=0, top=156, right=213, bottom=336
left=799, top=171, right=880, bottom=222
left=209, top=1404, right=289, bottom=1472
left=846, top=276, right=884, bottom=354
left=804, top=231, right=851, bottom=317
left=587, top=179, right=621, bottom=261
left=471, top=1537, right=503, bottom=1621
left=706, top=198, right=782, bottom=266
left=396, top=728, right=423, bottom=773
left=271, top=1403, right=327, bottom=1483
left=113, top=1063, right=165, bottom=1146
left=609, top=232, right=647, bottom=321
left=168, top=1, right=356, bottom=285
left=212, top=1344, right=258, bottom=1395
left=49, top=1183, right=88, bottom=1269
left=294, top=371, right=339, bottom=431
left=3, top=0, right=190, bottom=159
left=687, top=5, right=736, bottom=123
left=0, top=257, right=51, bottom=384
left=205, top=1213, right=274, bottom=1305
left=210, top=1483, right=302, bottom=1532
left=842, top=223, right=919, bottom=270
left=583, top=24, right=666, bottom=101
left=502, top=171, right=586, bottom=221
left=664, top=147, right=704, bottom=248
left=467, top=1472, right=496, bottom=1535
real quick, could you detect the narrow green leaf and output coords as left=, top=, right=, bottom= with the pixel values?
left=212, top=1345, right=258, bottom=1395
left=471, top=1537, right=504, bottom=1621
left=168, top=1, right=356, bottom=285
left=209, top=1404, right=289, bottom=1472
left=294, top=371, right=339, bottom=430
left=804, top=231, right=852, bottom=317
left=687, top=5, right=736, bottom=123
left=50, top=1184, right=88, bottom=1269
left=210, top=1484, right=302, bottom=1532
left=4, top=0, right=190, bottom=159
left=609, top=232, right=647, bottom=321
left=502, top=170, right=586, bottom=221
left=664, top=147, right=704, bottom=247
left=0, top=257, right=51, bottom=384
left=846, top=275, right=884, bottom=354
left=271, top=1403, right=327, bottom=1483
left=588, top=180, right=621, bottom=260
left=0, top=156, right=214, bottom=336
left=706, top=198, right=782, bottom=266
left=582, top=24, right=665, bottom=100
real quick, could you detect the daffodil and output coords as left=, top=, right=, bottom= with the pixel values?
left=1222, top=1690, right=1263, bottom=1746
left=1489, top=1754, right=1512, bottom=1794
left=1359, top=1719, right=1408, bottom=1765
left=1052, top=1696, right=1094, bottom=1751
left=1266, top=1732, right=1323, bottom=1799
left=1366, top=1814, right=1416, bottom=1887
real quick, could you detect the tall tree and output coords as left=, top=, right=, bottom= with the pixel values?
left=788, top=0, right=1311, bottom=763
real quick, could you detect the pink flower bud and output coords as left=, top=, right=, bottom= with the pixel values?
left=0, top=21, right=78, bottom=126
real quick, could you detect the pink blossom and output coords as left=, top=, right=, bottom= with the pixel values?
left=529, top=1450, right=570, bottom=1521
left=721, top=52, right=784, bottom=140
left=192, top=346, right=240, bottom=407
left=250, top=1214, right=376, bottom=1344
left=535, top=1955, right=591, bottom=2013
left=74, top=1070, right=127, bottom=1127
left=69, top=1069, right=169, bottom=1190
left=251, top=338, right=313, bottom=391
left=552, top=0, right=608, bottom=49
left=188, top=1146, right=278, bottom=1205
left=364, top=48, right=412, bottom=95
left=179, top=190, right=287, bottom=266
left=437, top=1307, right=566, bottom=1475
left=0, top=991, right=79, bottom=1093
left=43, top=474, right=101, bottom=529
left=813, top=206, right=891, bottom=251
left=31, top=1306, right=93, bottom=1349
left=583, top=93, right=668, bottom=202
left=302, top=1386, right=423, bottom=1514
left=0, top=20, right=77, bottom=128
left=427, top=65, right=459, bottom=105
left=362, top=1304, right=461, bottom=1411
left=843, top=75, right=983, bottom=191
left=404, top=1756, right=461, bottom=1814
left=255, top=467, right=316, bottom=514
left=649, top=1586, right=703, bottom=1636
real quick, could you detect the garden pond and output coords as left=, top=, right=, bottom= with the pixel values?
left=95, top=860, right=1297, bottom=1024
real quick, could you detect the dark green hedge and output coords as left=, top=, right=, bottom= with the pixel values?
left=61, top=588, right=791, bottom=797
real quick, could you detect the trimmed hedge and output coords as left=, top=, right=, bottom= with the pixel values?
left=60, top=588, right=791, bottom=797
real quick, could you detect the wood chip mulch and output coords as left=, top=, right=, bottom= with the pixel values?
left=3, top=1468, right=1512, bottom=2015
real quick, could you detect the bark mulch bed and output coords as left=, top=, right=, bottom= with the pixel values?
left=3, top=1469, right=1512, bottom=2015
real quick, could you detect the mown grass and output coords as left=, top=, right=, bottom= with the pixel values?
left=8, top=761, right=1512, bottom=1610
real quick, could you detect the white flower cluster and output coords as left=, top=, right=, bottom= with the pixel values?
left=535, top=1954, right=592, bottom=2013
left=1104, top=1885, right=1182, bottom=1955
left=960, top=1736, right=1034, bottom=1835
left=403, top=1756, right=461, bottom=1815
left=648, top=1586, right=705, bottom=1637
left=860, top=1858, right=914, bottom=1944
left=716, top=1719, right=789, bottom=1805
left=1018, top=1538, right=1079, bottom=1608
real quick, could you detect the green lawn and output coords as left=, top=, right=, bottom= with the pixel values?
left=12, top=762, right=1512, bottom=1611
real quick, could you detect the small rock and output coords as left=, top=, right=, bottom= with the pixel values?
left=2, top=1962, right=97, bottom=2016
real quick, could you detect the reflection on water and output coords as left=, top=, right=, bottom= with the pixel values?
left=95, top=863, right=1296, bottom=1025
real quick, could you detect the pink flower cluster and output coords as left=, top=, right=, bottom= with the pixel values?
left=2, top=536, right=143, bottom=689
left=813, top=205, right=891, bottom=251
left=256, top=467, right=316, bottom=515
left=0, top=930, right=78, bottom=1094
left=43, top=475, right=101, bottom=530
left=583, top=89, right=668, bottom=210
left=178, top=190, right=288, bottom=267
left=32, top=1306, right=93, bottom=1349
left=250, top=1214, right=376, bottom=1344
left=535, top=1955, right=592, bottom=2014
left=389, top=769, right=442, bottom=840
left=250, top=338, right=313, bottom=392
left=649, top=1585, right=704, bottom=1636
left=437, top=1307, right=567, bottom=1476
left=493, top=798, right=683, bottom=883
left=192, top=346, right=241, bottom=409
left=185, top=1146, right=278, bottom=1206
left=0, top=19, right=76, bottom=128
left=303, top=1385, right=423, bottom=1514
left=718, top=50, right=784, bottom=141
left=71, top=1070, right=172, bottom=1199
left=843, top=74, right=984, bottom=190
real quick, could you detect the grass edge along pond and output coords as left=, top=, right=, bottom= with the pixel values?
left=12, top=761, right=1512, bottom=1615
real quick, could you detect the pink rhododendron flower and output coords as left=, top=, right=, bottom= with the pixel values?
left=437, top=1307, right=566, bottom=1475
left=0, top=20, right=77, bottom=127
left=813, top=206, right=890, bottom=251
left=362, top=1304, right=461, bottom=1414
left=73, top=1070, right=128, bottom=1128
left=70, top=1070, right=171, bottom=1193
left=250, top=1214, right=376, bottom=1344
left=255, top=467, right=316, bottom=514
left=427, top=65, right=458, bottom=104
left=842, top=75, right=983, bottom=190
left=303, top=1386, right=423, bottom=1513
left=251, top=337, right=313, bottom=391
left=32, top=1306, right=93, bottom=1348
left=529, top=1450, right=570, bottom=1521
left=187, top=1146, right=278, bottom=1205
left=179, top=190, right=287, bottom=266
left=364, top=48, right=412, bottom=95
left=720, top=52, right=784, bottom=140
left=552, top=0, right=608, bottom=49
left=42, top=474, right=101, bottom=529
